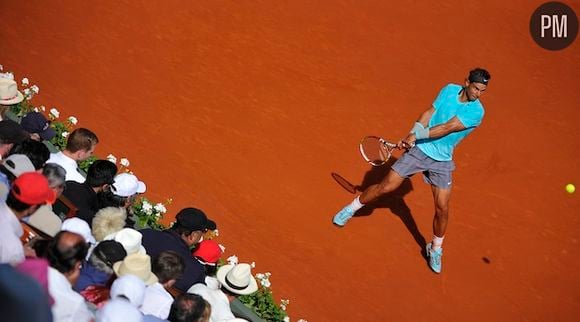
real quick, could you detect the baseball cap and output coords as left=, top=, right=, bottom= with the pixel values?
left=0, top=120, right=28, bottom=144
left=175, top=207, right=216, bottom=232
left=92, top=240, right=127, bottom=268
left=1, top=154, right=35, bottom=177
left=11, top=172, right=56, bottom=205
left=192, top=240, right=223, bottom=266
left=111, top=173, right=146, bottom=197
left=20, top=112, right=56, bottom=141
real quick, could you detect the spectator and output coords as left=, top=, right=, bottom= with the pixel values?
left=63, top=159, right=117, bottom=226
left=9, top=138, right=51, bottom=169
left=0, top=78, right=24, bottom=119
left=141, top=251, right=185, bottom=319
left=98, top=172, right=146, bottom=211
left=168, top=293, right=211, bottom=322
left=105, top=228, right=146, bottom=255
left=47, top=128, right=98, bottom=183
left=113, top=253, right=158, bottom=286
left=75, top=240, right=127, bottom=293
left=61, top=217, right=97, bottom=246
left=92, top=207, right=127, bottom=241
left=20, top=111, right=56, bottom=141
left=0, top=119, right=28, bottom=158
left=97, top=298, right=143, bottom=322
left=109, top=274, right=166, bottom=322
left=0, top=172, right=56, bottom=264
left=45, top=231, right=93, bottom=322
left=141, top=208, right=216, bottom=292
left=0, top=153, right=35, bottom=201
left=28, top=163, right=67, bottom=236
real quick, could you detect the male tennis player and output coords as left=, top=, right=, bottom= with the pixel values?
left=332, top=68, right=490, bottom=273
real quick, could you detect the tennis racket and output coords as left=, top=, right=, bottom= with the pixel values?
left=359, top=136, right=398, bottom=166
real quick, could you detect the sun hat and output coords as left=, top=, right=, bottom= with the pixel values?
left=192, top=240, right=223, bottom=266
left=113, top=253, right=158, bottom=286
left=0, top=120, right=29, bottom=144
left=61, top=217, right=96, bottom=244
left=104, top=228, right=146, bottom=255
left=111, top=173, right=146, bottom=197
left=11, top=172, right=56, bottom=205
left=175, top=208, right=216, bottom=232
left=109, top=274, right=146, bottom=307
left=20, top=112, right=56, bottom=141
left=2, top=154, right=35, bottom=177
left=216, top=263, right=258, bottom=295
left=0, top=78, right=24, bottom=105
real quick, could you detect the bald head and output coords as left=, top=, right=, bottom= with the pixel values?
left=46, top=231, right=88, bottom=275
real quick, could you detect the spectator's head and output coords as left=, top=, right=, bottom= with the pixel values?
left=171, top=208, right=216, bottom=247
left=113, top=253, right=158, bottom=286
left=0, top=78, right=24, bottom=105
left=88, top=240, right=127, bottom=275
left=0, top=154, right=35, bottom=183
left=92, top=207, right=127, bottom=241
left=42, top=163, right=66, bottom=197
left=217, top=263, right=258, bottom=297
left=152, top=251, right=185, bottom=288
left=64, top=128, right=98, bottom=161
left=104, top=228, right=146, bottom=255
left=0, top=120, right=28, bottom=157
left=168, top=293, right=211, bottom=322
left=7, top=172, right=56, bottom=219
left=61, top=217, right=96, bottom=245
left=192, top=240, right=223, bottom=277
left=109, top=273, right=146, bottom=308
left=103, top=173, right=146, bottom=208
left=45, top=231, right=88, bottom=285
left=9, top=139, right=50, bottom=169
left=85, top=160, right=117, bottom=191
left=20, top=112, right=56, bottom=141
left=97, top=298, right=142, bottom=322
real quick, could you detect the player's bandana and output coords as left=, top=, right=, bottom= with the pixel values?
left=469, top=74, right=489, bottom=85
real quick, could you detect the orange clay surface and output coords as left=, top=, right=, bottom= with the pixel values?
left=1, top=1, right=579, bottom=321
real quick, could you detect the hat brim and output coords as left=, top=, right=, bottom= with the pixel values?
left=216, top=264, right=259, bottom=295
left=113, top=261, right=158, bottom=286
left=39, top=127, right=56, bottom=141
left=206, top=219, right=217, bottom=231
left=0, top=91, right=24, bottom=105
left=136, top=181, right=146, bottom=194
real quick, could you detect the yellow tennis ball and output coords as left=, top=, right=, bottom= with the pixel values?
left=565, top=184, right=575, bottom=194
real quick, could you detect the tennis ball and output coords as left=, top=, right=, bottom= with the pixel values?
left=565, top=184, right=575, bottom=194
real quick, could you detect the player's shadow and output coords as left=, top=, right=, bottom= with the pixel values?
left=354, top=158, right=427, bottom=255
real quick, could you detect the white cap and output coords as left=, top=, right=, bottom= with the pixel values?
left=110, top=274, right=146, bottom=307
left=97, top=298, right=143, bottom=322
left=61, top=218, right=96, bottom=244
left=111, top=173, right=146, bottom=197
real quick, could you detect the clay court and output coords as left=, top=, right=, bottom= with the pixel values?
left=1, top=1, right=579, bottom=321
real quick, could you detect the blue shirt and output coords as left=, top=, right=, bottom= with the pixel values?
left=417, top=84, right=484, bottom=161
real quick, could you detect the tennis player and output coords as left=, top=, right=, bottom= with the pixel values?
left=332, top=68, right=491, bottom=273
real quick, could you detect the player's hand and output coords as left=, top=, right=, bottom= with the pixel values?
left=397, top=134, right=416, bottom=150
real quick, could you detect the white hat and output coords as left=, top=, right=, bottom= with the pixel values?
left=61, top=218, right=96, bottom=244
left=97, top=298, right=143, bottom=322
left=113, top=253, right=158, bottom=286
left=110, top=274, right=146, bottom=307
left=111, top=173, right=146, bottom=197
left=104, top=228, right=146, bottom=255
left=2, top=154, right=35, bottom=177
left=0, top=78, right=24, bottom=105
left=216, top=263, right=258, bottom=295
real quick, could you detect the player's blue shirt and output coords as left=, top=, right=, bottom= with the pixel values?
left=417, top=83, right=484, bottom=161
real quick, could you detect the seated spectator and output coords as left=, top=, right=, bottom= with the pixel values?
left=9, top=138, right=50, bottom=169
left=141, top=208, right=216, bottom=293
left=168, top=293, right=211, bottom=322
left=109, top=274, right=166, bottom=322
left=141, top=251, right=185, bottom=319
left=20, top=111, right=56, bottom=141
left=45, top=231, right=93, bottom=322
left=64, top=159, right=117, bottom=226
left=0, top=154, right=35, bottom=201
left=105, top=227, right=146, bottom=255
left=0, top=172, right=56, bottom=264
left=28, top=163, right=67, bottom=236
left=113, top=253, right=158, bottom=286
left=0, top=119, right=28, bottom=158
left=97, top=298, right=143, bottom=322
left=61, top=217, right=97, bottom=247
left=92, top=207, right=127, bottom=241
left=75, top=240, right=127, bottom=293
left=0, top=78, right=24, bottom=117
left=97, top=173, right=146, bottom=218
left=47, top=128, right=99, bottom=183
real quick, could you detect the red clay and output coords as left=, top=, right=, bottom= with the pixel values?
left=1, top=1, right=579, bottom=321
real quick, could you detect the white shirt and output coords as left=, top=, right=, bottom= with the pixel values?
left=188, top=276, right=235, bottom=322
left=140, top=282, right=173, bottom=320
left=48, top=267, right=93, bottom=322
left=47, top=152, right=86, bottom=183
left=0, top=202, right=25, bottom=265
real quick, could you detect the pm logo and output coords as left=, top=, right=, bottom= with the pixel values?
left=530, top=2, right=578, bottom=50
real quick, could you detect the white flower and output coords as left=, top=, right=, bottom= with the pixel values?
left=260, top=279, right=271, bottom=288
left=283, top=317, right=290, bottom=322
left=213, top=229, right=219, bottom=236
left=142, top=201, right=153, bottom=212
left=39, top=105, right=46, bottom=111
left=68, top=116, right=78, bottom=125
left=120, top=158, right=130, bottom=167
left=21, top=78, right=29, bottom=85
left=154, top=203, right=166, bottom=213
left=23, top=88, right=31, bottom=96
left=227, top=255, right=238, bottom=265
left=106, top=154, right=117, bottom=164
left=49, top=108, right=60, bottom=118
left=255, top=273, right=265, bottom=280
left=33, top=107, right=39, bottom=112
left=62, top=131, right=69, bottom=138
left=218, top=243, right=226, bottom=252
left=30, top=85, right=39, bottom=94
left=0, top=65, right=3, bottom=71
left=297, top=319, right=308, bottom=322
left=250, top=262, right=255, bottom=268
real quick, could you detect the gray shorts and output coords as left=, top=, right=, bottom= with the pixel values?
left=391, top=147, right=455, bottom=189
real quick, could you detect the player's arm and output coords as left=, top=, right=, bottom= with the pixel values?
left=404, top=116, right=466, bottom=146
left=399, top=106, right=435, bottom=148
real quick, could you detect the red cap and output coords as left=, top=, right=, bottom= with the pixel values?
left=192, top=240, right=223, bottom=266
left=12, top=172, right=57, bottom=205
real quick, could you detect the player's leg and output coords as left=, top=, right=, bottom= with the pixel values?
left=425, top=183, right=452, bottom=273
left=332, top=169, right=405, bottom=226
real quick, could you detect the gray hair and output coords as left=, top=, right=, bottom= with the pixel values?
left=88, top=251, right=114, bottom=275
left=42, top=163, right=66, bottom=189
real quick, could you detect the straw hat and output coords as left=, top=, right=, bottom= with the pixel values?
left=216, top=263, right=258, bottom=295
left=0, top=78, right=24, bottom=105
left=113, top=253, right=158, bottom=286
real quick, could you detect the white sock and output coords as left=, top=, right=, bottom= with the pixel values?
left=432, top=235, right=445, bottom=250
left=348, top=196, right=364, bottom=211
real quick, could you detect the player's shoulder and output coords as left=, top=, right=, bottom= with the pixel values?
left=443, top=83, right=462, bottom=92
